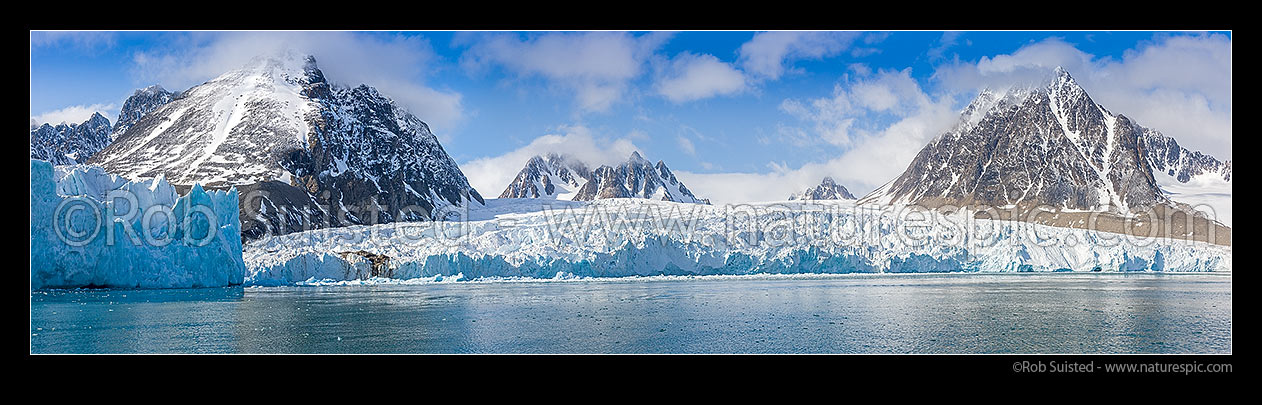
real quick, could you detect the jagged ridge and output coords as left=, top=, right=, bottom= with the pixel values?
left=569, top=151, right=709, bottom=204
left=789, top=177, right=856, bottom=201
left=499, top=153, right=592, bottom=199
left=29, top=112, right=112, bottom=165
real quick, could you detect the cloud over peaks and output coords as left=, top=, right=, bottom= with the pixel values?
left=31, top=103, right=117, bottom=127
left=128, top=31, right=466, bottom=132
left=935, top=33, right=1232, bottom=159
left=458, top=125, right=644, bottom=196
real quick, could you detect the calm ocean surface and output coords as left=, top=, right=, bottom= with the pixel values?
left=30, top=273, right=1231, bottom=354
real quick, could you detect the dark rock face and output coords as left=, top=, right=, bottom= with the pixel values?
left=338, top=250, right=393, bottom=278
left=89, top=53, right=483, bottom=240
left=112, top=85, right=175, bottom=140
left=284, top=82, right=485, bottom=227
left=572, top=151, right=709, bottom=204
left=790, top=177, right=856, bottom=200
left=1139, top=129, right=1231, bottom=183
left=499, top=153, right=592, bottom=198
left=29, top=112, right=112, bottom=165
left=181, top=181, right=332, bottom=241
left=864, top=68, right=1166, bottom=212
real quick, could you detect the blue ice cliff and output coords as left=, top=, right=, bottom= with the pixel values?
left=30, top=159, right=245, bottom=289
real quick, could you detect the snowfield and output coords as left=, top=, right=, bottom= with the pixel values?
left=1155, top=171, right=1232, bottom=227
left=244, top=198, right=1231, bottom=285
left=30, top=159, right=245, bottom=289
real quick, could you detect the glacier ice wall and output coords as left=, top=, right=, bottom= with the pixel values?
left=30, top=159, right=245, bottom=289
left=244, top=199, right=1230, bottom=285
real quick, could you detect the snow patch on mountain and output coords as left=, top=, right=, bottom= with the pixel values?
left=499, top=153, right=592, bottom=200
left=1139, top=129, right=1231, bottom=225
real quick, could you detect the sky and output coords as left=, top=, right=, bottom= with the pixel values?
left=30, top=31, right=1232, bottom=204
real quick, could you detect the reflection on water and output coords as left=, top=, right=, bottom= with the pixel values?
left=30, top=273, right=1232, bottom=354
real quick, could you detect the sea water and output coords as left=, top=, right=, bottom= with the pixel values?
left=30, top=273, right=1231, bottom=354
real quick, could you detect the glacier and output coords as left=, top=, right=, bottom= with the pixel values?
left=30, top=159, right=245, bottom=289
left=244, top=198, right=1231, bottom=285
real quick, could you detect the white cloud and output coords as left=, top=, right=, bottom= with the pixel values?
left=848, top=63, right=872, bottom=77
left=702, top=68, right=958, bottom=203
left=778, top=68, right=943, bottom=148
left=31, top=103, right=117, bottom=127
left=738, top=31, right=861, bottom=80
left=679, top=98, right=955, bottom=204
left=458, top=32, right=672, bottom=113
left=459, top=125, right=643, bottom=196
left=655, top=52, right=747, bottom=103
left=128, top=31, right=465, bottom=131
left=696, top=33, right=1232, bottom=205
left=692, top=100, right=955, bottom=204
left=677, top=136, right=696, bottom=156
left=849, top=47, right=881, bottom=57
left=863, top=31, right=892, bottom=45
left=927, top=31, right=963, bottom=60
left=934, top=34, right=1232, bottom=159
left=675, top=170, right=809, bottom=205
left=30, top=31, right=118, bottom=51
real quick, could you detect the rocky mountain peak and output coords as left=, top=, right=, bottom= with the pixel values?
left=1140, top=128, right=1232, bottom=184
left=499, top=153, right=592, bottom=199
left=87, top=51, right=484, bottom=240
left=655, top=160, right=674, bottom=180
left=861, top=67, right=1164, bottom=213
left=30, top=113, right=113, bottom=165
left=572, top=151, right=708, bottom=204
left=113, top=85, right=177, bottom=140
left=84, top=112, right=110, bottom=128
left=789, top=176, right=856, bottom=201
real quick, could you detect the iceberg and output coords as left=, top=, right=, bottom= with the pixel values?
left=244, top=198, right=1231, bottom=285
left=30, top=159, right=245, bottom=289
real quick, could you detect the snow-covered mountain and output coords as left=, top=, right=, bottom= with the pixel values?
left=1138, top=130, right=1232, bottom=226
left=789, top=177, right=856, bottom=200
left=571, top=151, right=709, bottom=204
left=29, top=84, right=174, bottom=166
left=1140, top=130, right=1231, bottom=183
left=88, top=52, right=484, bottom=239
left=864, top=68, right=1170, bottom=213
left=859, top=67, right=1230, bottom=243
left=499, top=153, right=593, bottom=199
left=29, top=112, right=113, bottom=165
left=112, top=85, right=176, bottom=141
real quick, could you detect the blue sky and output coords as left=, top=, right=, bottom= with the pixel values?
left=30, top=31, right=1232, bottom=203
